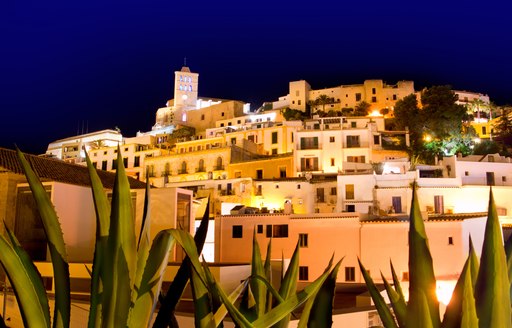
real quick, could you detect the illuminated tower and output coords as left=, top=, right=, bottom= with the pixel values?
left=174, top=66, right=198, bottom=110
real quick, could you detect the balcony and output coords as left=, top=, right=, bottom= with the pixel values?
left=196, top=167, right=206, bottom=173
left=178, top=169, right=188, bottom=175
left=219, top=190, right=235, bottom=196
left=213, top=165, right=225, bottom=171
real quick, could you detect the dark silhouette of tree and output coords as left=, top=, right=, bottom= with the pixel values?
left=353, top=101, right=370, bottom=116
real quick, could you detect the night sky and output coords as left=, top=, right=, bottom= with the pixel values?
left=2, top=1, right=511, bottom=154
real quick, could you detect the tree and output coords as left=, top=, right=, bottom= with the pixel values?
left=353, top=101, right=371, bottom=116
left=494, top=109, right=512, bottom=147
left=314, top=94, right=332, bottom=112
left=393, top=94, right=424, bottom=158
left=421, top=85, right=466, bottom=139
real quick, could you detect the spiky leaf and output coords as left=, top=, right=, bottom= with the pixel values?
left=85, top=152, right=110, bottom=328
left=358, top=259, right=398, bottom=328
left=475, top=189, right=511, bottom=328
left=407, top=183, right=439, bottom=327
left=381, top=272, right=406, bottom=328
left=17, top=148, right=70, bottom=328
left=251, top=230, right=267, bottom=318
left=0, top=229, right=51, bottom=328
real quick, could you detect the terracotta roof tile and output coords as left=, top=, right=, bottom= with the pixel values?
left=0, top=147, right=146, bottom=189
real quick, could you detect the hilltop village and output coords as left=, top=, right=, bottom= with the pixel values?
left=2, top=65, right=509, bottom=323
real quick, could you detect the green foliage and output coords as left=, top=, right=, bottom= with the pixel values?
left=282, top=107, right=308, bottom=121
left=494, top=110, right=512, bottom=148
left=353, top=101, right=371, bottom=116
left=361, top=186, right=512, bottom=328
left=472, top=140, right=502, bottom=155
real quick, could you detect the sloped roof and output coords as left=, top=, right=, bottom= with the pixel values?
left=0, top=147, right=146, bottom=189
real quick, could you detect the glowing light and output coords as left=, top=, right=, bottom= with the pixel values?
left=474, top=138, right=481, bottom=144
left=369, top=110, right=382, bottom=117
left=436, top=280, right=456, bottom=306
left=424, top=134, right=432, bottom=142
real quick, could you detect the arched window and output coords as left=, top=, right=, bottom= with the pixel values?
left=179, top=85, right=183, bottom=91
left=181, top=161, right=187, bottom=174
left=216, top=157, right=223, bottom=170
left=189, top=85, right=192, bottom=91
left=198, top=159, right=205, bottom=172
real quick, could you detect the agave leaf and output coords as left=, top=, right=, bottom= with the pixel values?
left=85, top=152, right=110, bottom=328
left=152, top=199, right=211, bottom=328
left=128, top=230, right=176, bottom=327
left=102, top=148, right=137, bottom=327
left=475, top=188, right=512, bottom=328
left=133, top=178, right=152, bottom=310
left=304, top=259, right=342, bottom=328
left=407, top=182, right=439, bottom=328
left=251, top=266, right=332, bottom=328
left=212, top=279, right=249, bottom=326
left=442, top=244, right=478, bottom=328
left=264, top=238, right=273, bottom=313
left=297, top=254, right=335, bottom=328
left=358, top=259, right=398, bottom=328
left=250, top=230, right=267, bottom=318
left=390, top=260, right=406, bottom=307
left=414, top=291, right=435, bottom=328
left=17, top=148, right=70, bottom=328
left=381, top=272, right=406, bottom=328
left=467, top=236, right=479, bottom=288
left=505, top=225, right=512, bottom=302
left=0, top=228, right=51, bottom=328
left=274, top=241, right=300, bottom=328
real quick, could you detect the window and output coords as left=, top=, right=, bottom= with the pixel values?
left=373, top=135, right=380, bottom=145
left=317, top=188, right=325, bottom=203
left=300, top=157, right=319, bottom=171
left=297, top=184, right=301, bottom=189
left=347, top=156, right=366, bottom=163
left=272, top=148, right=278, bottom=155
left=279, top=167, right=286, bottom=178
left=112, top=159, right=118, bottom=170
left=201, top=114, right=205, bottom=120
left=331, top=187, right=337, bottom=196
left=256, top=169, right=263, bottom=179
left=351, top=121, right=357, bottom=128
left=434, top=195, right=444, bottom=214
left=220, top=123, right=224, bottom=127
left=300, top=137, right=319, bottom=149
left=298, top=100, right=302, bottom=105
left=134, top=156, right=140, bottom=167
left=123, top=157, right=128, bottom=168
left=299, top=266, right=309, bottom=281
left=104, top=151, right=107, bottom=155
left=346, top=204, right=355, bottom=212
left=331, top=158, right=335, bottom=166
left=503, top=176, right=507, bottom=182
left=257, top=225, right=263, bottom=234
left=393, top=94, right=397, bottom=100
left=299, top=233, right=308, bottom=247
left=266, top=224, right=289, bottom=238
left=256, top=185, right=262, bottom=196
left=101, top=160, right=108, bottom=170
left=465, top=171, right=469, bottom=176
left=232, top=225, right=243, bottom=238
left=488, top=155, right=494, bottom=162
left=329, top=136, right=335, bottom=143
left=345, top=267, right=356, bottom=281
left=231, top=138, right=236, bottom=145
left=221, top=112, right=225, bottom=117
left=448, top=236, right=454, bottom=245
left=482, top=126, right=487, bottom=135
left=345, top=184, right=354, bottom=200
left=275, top=184, right=279, bottom=189
left=372, top=88, right=376, bottom=95
left=92, top=162, right=97, bottom=168
left=486, top=172, right=495, bottom=186
left=392, top=196, right=402, bottom=213
left=371, top=96, right=377, bottom=103
left=346, top=135, right=360, bottom=148
left=355, top=93, right=362, bottom=101
left=271, top=131, right=278, bottom=144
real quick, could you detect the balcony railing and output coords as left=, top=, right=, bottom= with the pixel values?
left=178, top=169, right=188, bottom=175
left=213, top=165, right=225, bottom=171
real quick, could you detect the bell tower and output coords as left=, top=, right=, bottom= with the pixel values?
left=174, top=65, right=199, bottom=111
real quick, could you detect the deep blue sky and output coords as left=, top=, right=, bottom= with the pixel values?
left=2, top=1, right=511, bottom=154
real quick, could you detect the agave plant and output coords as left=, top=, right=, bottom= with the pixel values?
left=0, top=148, right=342, bottom=328
left=360, top=184, right=512, bottom=328
left=0, top=148, right=209, bottom=327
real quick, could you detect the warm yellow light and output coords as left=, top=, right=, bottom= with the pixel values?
left=474, top=138, right=481, bottom=144
left=436, top=281, right=456, bottom=306
left=369, top=110, right=382, bottom=117
left=424, top=135, right=432, bottom=142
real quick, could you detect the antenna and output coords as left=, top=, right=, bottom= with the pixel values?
left=184, top=57, right=187, bottom=66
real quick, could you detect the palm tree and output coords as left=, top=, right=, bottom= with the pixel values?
left=88, top=139, right=106, bottom=149
left=315, top=94, right=332, bottom=113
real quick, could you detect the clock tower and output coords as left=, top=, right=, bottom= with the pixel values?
left=174, top=66, right=199, bottom=111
